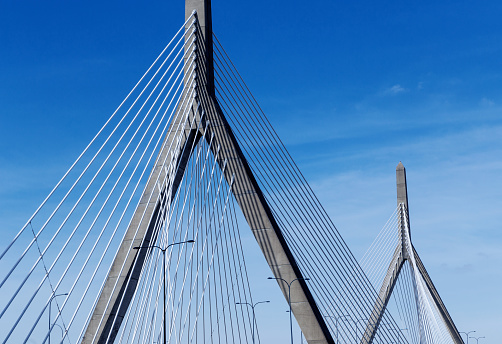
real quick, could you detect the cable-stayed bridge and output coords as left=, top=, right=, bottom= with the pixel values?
left=0, top=1, right=464, bottom=343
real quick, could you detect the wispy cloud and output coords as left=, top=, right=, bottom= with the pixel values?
left=383, top=84, right=407, bottom=95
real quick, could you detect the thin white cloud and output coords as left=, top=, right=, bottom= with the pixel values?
left=384, top=84, right=407, bottom=95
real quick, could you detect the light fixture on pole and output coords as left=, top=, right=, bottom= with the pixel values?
left=469, top=336, right=485, bottom=344
left=324, top=314, right=350, bottom=344
left=460, top=330, right=476, bottom=344
left=134, top=239, right=195, bottom=344
left=268, top=276, right=310, bottom=344
left=236, top=300, right=270, bottom=344
left=48, top=292, right=68, bottom=344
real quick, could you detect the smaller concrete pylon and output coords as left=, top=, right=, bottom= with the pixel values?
left=360, top=162, right=464, bottom=344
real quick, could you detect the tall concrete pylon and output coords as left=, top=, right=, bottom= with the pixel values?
left=360, top=162, right=464, bottom=344
left=81, top=1, right=334, bottom=343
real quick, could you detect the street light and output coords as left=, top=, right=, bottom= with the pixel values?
left=469, top=336, right=485, bottom=344
left=52, top=324, right=64, bottom=341
left=268, top=276, right=310, bottom=344
left=236, top=300, right=270, bottom=344
left=49, top=292, right=68, bottom=344
left=134, top=239, right=195, bottom=344
left=460, top=330, right=476, bottom=344
left=324, top=314, right=351, bottom=344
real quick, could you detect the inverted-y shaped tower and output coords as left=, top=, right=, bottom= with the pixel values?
left=81, top=1, right=333, bottom=343
left=361, top=162, right=464, bottom=344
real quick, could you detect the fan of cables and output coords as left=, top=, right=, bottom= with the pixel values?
left=0, top=15, right=257, bottom=344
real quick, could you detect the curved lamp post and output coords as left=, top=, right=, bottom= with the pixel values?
left=52, top=323, right=64, bottom=341
left=236, top=300, right=270, bottom=344
left=49, top=293, right=68, bottom=344
left=134, top=239, right=195, bottom=344
left=460, top=331, right=476, bottom=344
left=325, top=314, right=351, bottom=344
left=268, top=277, right=310, bottom=344
left=469, top=336, right=485, bottom=344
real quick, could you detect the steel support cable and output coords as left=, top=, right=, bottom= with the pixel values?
left=403, top=262, right=421, bottom=344
left=213, top=194, right=234, bottom=344
left=0, top=22, right=196, bottom=295
left=399, top=268, right=419, bottom=344
left=164, top=150, right=226, bottom=342
left=221, top=185, right=254, bottom=344
left=205, top=167, right=221, bottom=344
left=207, top=159, right=251, bottom=344
left=167, top=134, right=195, bottom=344
left=120, top=232, right=165, bottom=344
left=360, top=208, right=400, bottom=275
left=203, top=159, right=226, bottom=344
left=360, top=216, right=399, bottom=284
left=405, top=248, right=437, bottom=344
left=159, top=137, right=222, bottom=338
left=160, top=127, right=207, bottom=344
left=122, top=243, right=163, bottom=344
left=360, top=206, right=399, bottom=265
left=364, top=225, right=400, bottom=289
left=60, top=81, right=197, bottom=344
left=1, top=44, right=193, bottom=336
left=121, top=181, right=187, bottom=344
left=184, top=171, right=234, bottom=344
left=210, top=64, right=374, bottom=318
left=217, top=33, right=404, bottom=344
left=169, top=156, right=228, bottom=343
left=44, top=89, right=198, bottom=344
left=158, top=138, right=216, bottom=341
left=213, top=45, right=384, bottom=310
left=214, top=173, right=253, bottom=344
left=361, top=215, right=401, bottom=288
left=132, top=131, right=206, bottom=341
left=419, top=275, right=444, bottom=344
left=155, top=121, right=218, bottom=344
left=397, top=268, right=417, bottom=344
left=421, top=282, right=448, bottom=344
left=6, top=47, right=190, bottom=334
left=399, top=263, right=416, bottom=342
left=213, top=46, right=408, bottom=344
left=405, top=250, right=429, bottom=344
left=95, top=92, right=201, bottom=344
left=211, top=49, right=404, bottom=334
left=228, top=193, right=258, bottom=343
left=392, top=270, right=413, bottom=343
left=210, top=107, right=402, bottom=344
left=0, top=15, right=195, bottom=263
left=216, top=184, right=249, bottom=344
left=170, top=140, right=197, bottom=344
left=399, top=213, right=428, bottom=344
left=153, top=117, right=208, bottom=337
left=212, top=35, right=388, bottom=312
left=204, top=165, right=216, bottom=344
left=4, top=35, right=196, bottom=344
left=185, top=143, right=200, bottom=344
left=162, top=129, right=216, bottom=318
left=65, top=73, right=199, bottom=344
left=222, top=197, right=254, bottom=344
left=212, top=88, right=376, bottom=342
left=16, top=52, right=196, bottom=344
left=165, top=153, right=226, bottom=342
left=122, top=94, right=206, bottom=344
left=210, top=77, right=394, bottom=342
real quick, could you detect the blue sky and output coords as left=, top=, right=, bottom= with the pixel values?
left=1, top=1, right=501, bottom=343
